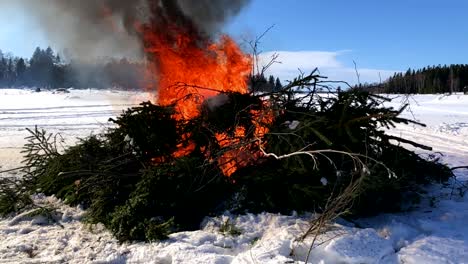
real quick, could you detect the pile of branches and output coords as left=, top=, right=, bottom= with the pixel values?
left=0, top=72, right=453, bottom=242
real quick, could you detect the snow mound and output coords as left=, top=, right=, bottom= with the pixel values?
left=399, top=237, right=468, bottom=264
left=324, top=229, right=394, bottom=263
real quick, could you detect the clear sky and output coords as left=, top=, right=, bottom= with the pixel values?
left=1, top=0, right=467, bottom=84
left=225, top=0, right=468, bottom=83
left=0, top=4, right=48, bottom=58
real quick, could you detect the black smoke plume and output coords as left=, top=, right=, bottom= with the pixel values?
left=13, top=0, right=251, bottom=59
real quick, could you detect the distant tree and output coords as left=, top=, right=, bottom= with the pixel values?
left=249, top=74, right=267, bottom=92
left=29, top=47, right=56, bottom=88
left=6, top=58, right=15, bottom=86
left=15, top=58, right=27, bottom=86
left=45, top=47, right=54, bottom=60
left=0, top=56, right=7, bottom=86
left=268, top=74, right=275, bottom=85
left=28, top=47, right=43, bottom=86
left=275, top=77, right=282, bottom=91
left=30, top=47, right=41, bottom=64
left=54, top=54, right=61, bottom=64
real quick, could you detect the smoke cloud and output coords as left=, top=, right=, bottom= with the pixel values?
left=12, top=0, right=251, bottom=59
left=177, top=0, right=251, bottom=36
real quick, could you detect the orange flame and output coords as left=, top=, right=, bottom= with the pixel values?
left=136, top=10, right=274, bottom=176
left=142, top=23, right=252, bottom=119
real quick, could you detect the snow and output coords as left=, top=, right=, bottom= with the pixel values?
left=0, top=88, right=151, bottom=171
left=324, top=229, right=394, bottom=263
left=0, top=89, right=467, bottom=263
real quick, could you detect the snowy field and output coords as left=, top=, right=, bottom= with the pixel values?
left=0, top=89, right=150, bottom=171
left=0, top=89, right=467, bottom=263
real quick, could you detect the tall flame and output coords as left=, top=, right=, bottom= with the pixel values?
left=141, top=20, right=252, bottom=119
left=134, top=2, right=271, bottom=176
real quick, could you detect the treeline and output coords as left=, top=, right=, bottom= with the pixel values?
left=1, top=47, right=285, bottom=91
left=249, top=74, right=282, bottom=93
left=0, top=47, right=146, bottom=89
left=367, top=64, right=468, bottom=94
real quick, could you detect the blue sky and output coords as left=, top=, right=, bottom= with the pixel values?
left=1, top=0, right=468, bottom=84
left=225, top=0, right=468, bottom=83
left=0, top=4, right=47, bottom=58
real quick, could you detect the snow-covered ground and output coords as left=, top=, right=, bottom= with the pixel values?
left=0, top=89, right=150, bottom=171
left=0, top=89, right=467, bottom=263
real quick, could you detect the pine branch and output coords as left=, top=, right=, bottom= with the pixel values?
left=451, top=166, right=468, bottom=171
left=384, top=135, right=433, bottom=151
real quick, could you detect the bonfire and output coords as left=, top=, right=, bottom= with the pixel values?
left=131, top=0, right=275, bottom=177
left=0, top=0, right=453, bottom=243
